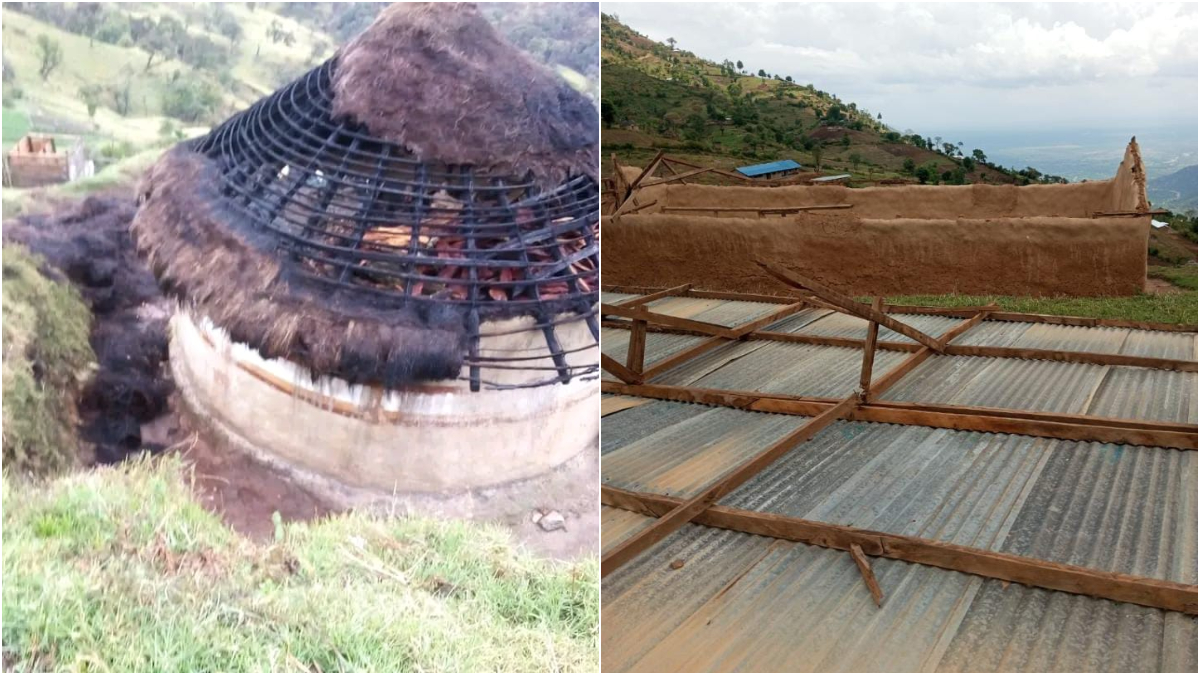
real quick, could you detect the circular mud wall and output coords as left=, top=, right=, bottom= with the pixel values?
left=170, top=310, right=597, bottom=511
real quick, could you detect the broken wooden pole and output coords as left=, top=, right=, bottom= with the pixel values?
left=850, top=543, right=885, bottom=607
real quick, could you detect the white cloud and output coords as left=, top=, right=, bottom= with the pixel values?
left=606, top=2, right=1198, bottom=132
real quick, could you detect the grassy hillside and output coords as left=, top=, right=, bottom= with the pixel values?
left=2, top=455, right=599, bottom=672
left=1148, top=164, right=1198, bottom=213
left=600, top=14, right=1055, bottom=185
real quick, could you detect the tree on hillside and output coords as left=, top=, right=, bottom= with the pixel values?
left=79, top=84, right=104, bottom=120
left=812, top=144, right=824, bottom=171
left=77, top=2, right=102, bottom=48
left=841, top=134, right=851, bottom=147
left=902, top=157, right=916, bottom=174
left=667, top=37, right=676, bottom=51
left=107, top=72, right=133, bottom=116
left=972, top=148, right=987, bottom=164
left=600, top=100, right=615, bottom=128
left=35, top=35, right=63, bottom=80
left=961, top=157, right=976, bottom=172
left=757, top=68, right=767, bottom=78
left=736, top=59, right=743, bottom=71
left=824, top=105, right=844, bottom=123
left=849, top=152, right=862, bottom=170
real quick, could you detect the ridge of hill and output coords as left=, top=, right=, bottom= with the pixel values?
left=1148, top=164, right=1198, bottom=213
left=600, top=13, right=1060, bottom=185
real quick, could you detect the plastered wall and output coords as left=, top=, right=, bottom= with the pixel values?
left=602, top=214, right=1148, bottom=297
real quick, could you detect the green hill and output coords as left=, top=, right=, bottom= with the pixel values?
left=601, top=14, right=1057, bottom=185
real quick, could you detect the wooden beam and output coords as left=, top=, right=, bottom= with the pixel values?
left=638, top=336, right=728, bottom=382
left=603, top=286, right=1196, bottom=332
left=849, top=544, right=885, bottom=607
left=600, top=354, right=640, bottom=385
left=622, top=199, right=659, bottom=214
left=626, top=320, right=647, bottom=373
left=858, top=297, right=883, bottom=398
left=600, top=303, right=737, bottom=339
left=639, top=167, right=713, bottom=188
left=1091, top=209, right=1170, bottom=217
left=759, top=204, right=852, bottom=214
left=620, top=150, right=663, bottom=205
left=602, top=486, right=1198, bottom=615
left=603, top=319, right=1196, bottom=372
left=601, top=395, right=861, bottom=577
left=756, top=262, right=946, bottom=352
left=599, top=381, right=1197, bottom=450
left=615, top=284, right=692, bottom=308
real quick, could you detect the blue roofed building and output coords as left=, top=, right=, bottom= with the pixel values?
left=735, top=159, right=803, bottom=179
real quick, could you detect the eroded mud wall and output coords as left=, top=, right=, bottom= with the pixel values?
left=623, top=180, right=1117, bottom=219
left=602, top=214, right=1148, bottom=297
left=1108, top=138, right=1150, bottom=212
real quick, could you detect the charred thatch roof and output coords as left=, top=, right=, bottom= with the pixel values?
left=130, top=2, right=598, bottom=390
left=333, top=2, right=597, bottom=188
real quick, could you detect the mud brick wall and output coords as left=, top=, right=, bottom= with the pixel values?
left=602, top=214, right=1148, bottom=297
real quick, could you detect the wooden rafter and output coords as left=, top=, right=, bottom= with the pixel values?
left=602, top=486, right=1198, bottom=615
left=600, top=381, right=1198, bottom=450
left=601, top=284, right=1198, bottom=333
left=602, top=320, right=1197, bottom=373
left=757, top=262, right=949, bottom=352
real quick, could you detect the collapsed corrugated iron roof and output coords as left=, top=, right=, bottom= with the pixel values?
left=600, top=281, right=1197, bottom=672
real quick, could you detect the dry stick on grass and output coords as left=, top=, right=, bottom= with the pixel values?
left=602, top=486, right=1198, bottom=615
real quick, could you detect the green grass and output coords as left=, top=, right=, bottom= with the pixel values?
left=1149, top=265, right=1199, bottom=290
left=1, top=246, right=96, bottom=477
left=883, top=291, right=1198, bottom=326
left=3, top=455, right=600, bottom=672
left=2, top=107, right=32, bottom=144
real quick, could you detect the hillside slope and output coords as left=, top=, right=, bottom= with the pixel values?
left=600, top=13, right=1057, bottom=185
left=1148, top=164, right=1198, bottom=213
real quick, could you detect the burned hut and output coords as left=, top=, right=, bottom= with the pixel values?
left=130, top=3, right=599, bottom=512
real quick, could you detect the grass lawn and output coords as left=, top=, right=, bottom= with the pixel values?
left=883, top=291, right=1198, bottom=326
left=2, top=455, right=599, bottom=672
left=2, top=107, right=32, bottom=145
left=1149, top=265, right=1199, bottom=291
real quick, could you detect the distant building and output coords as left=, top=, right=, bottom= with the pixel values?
left=735, top=159, right=803, bottom=180
left=2, top=134, right=93, bottom=188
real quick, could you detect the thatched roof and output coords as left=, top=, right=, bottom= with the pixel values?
left=131, top=148, right=468, bottom=387
left=331, top=2, right=597, bottom=188
left=129, top=3, right=599, bottom=388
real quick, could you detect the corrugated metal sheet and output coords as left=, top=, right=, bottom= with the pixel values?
left=602, top=405, right=808, bottom=498
left=602, top=291, right=638, bottom=304
left=785, top=311, right=965, bottom=344
left=957, top=321, right=1196, bottom=361
left=723, top=423, right=1054, bottom=549
left=645, top=296, right=783, bottom=328
left=600, top=326, right=707, bottom=383
left=1086, top=368, right=1198, bottom=424
left=602, top=312, right=1197, bottom=671
left=601, top=505, right=655, bottom=555
left=600, top=400, right=710, bottom=456
left=735, top=158, right=803, bottom=176
left=880, top=356, right=1112, bottom=414
left=939, top=581, right=1197, bottom=672
left=603, top=398, right=1197, bottom=671
left=677, top=341, right=909, bottom=399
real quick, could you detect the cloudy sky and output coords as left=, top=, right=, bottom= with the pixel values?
left=605, top=2, right=1198, bottom=142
